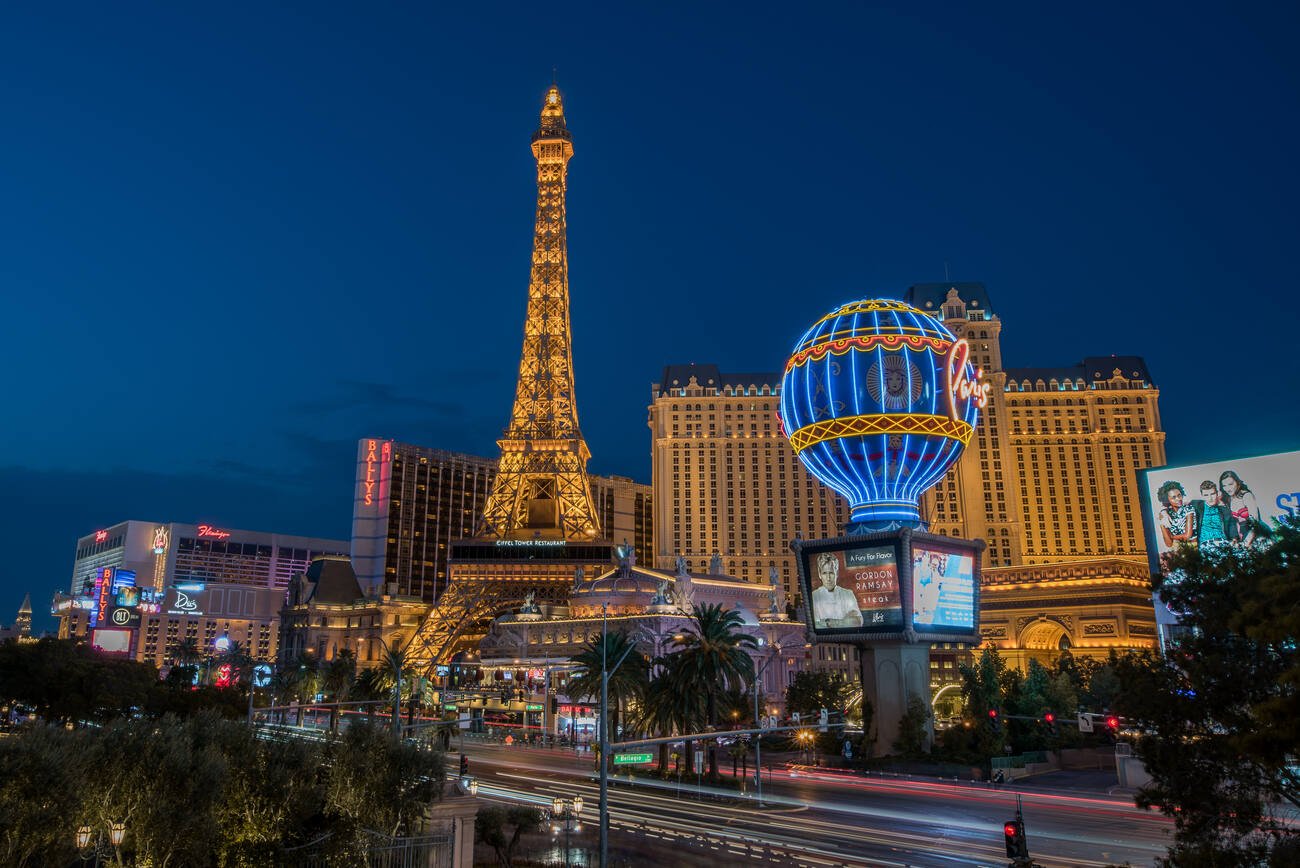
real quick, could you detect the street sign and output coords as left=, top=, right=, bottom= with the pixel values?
left=612, top=752, right=654, bottom=766
left=1077, top=713, right=1094, bottom=733
left=251, top=664, right=272, bottom=688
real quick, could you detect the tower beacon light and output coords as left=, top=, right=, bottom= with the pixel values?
left=779, top=298, right=988, bottom=533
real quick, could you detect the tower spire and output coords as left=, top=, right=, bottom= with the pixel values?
left=479, top=86, right=601, bottom=540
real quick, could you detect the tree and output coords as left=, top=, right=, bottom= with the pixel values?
left=322, top=719, right=445, bottom=857
left=475, top=805, right=543, bottom=868
left=1114, top=519, right=1300, bottom=864
left=377, top=638, right=417, bottom=738
left=636, top=654, right=703, bottom=775
left=785, top=670, right=853, bottom=719
left=0, top=723, right=83, bottom=866
left=567, top=630, right=649, bottom=753
left=322, top=649, right=357, bottom=732
left=893, top=694, right=931, bottom=757
left=670, top=604, right=756, bottom=776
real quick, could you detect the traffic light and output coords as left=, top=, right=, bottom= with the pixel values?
left=459, top=754, right=469, bottom=776
left=988, top=708, right=1001, bottom=733
left=1003, top=818, right=1028, bottom=858
left=1105, top=714, right=1120, bottom=733
left=1043, top=711, right=1057, bottom=736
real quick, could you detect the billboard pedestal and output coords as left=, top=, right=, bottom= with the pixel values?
left=859, top=640, right=932, bottom=757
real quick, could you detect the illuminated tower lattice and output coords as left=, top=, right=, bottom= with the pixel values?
left=478, top=84, right=601, bottom=541
left=408, top=86, right=613, bottom=668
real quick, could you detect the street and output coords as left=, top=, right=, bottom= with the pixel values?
left=461, top=740, right=1172, bottom=867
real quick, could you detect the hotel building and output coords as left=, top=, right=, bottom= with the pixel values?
left=651, top=282, right=1165, bottom=681
left=348, top=439, right=652, bottom=602
left=55, top=521, right=348, bottom=665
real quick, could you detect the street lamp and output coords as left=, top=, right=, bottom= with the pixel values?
left=75, top=822, right=125, bottom=867
left=797, top=729, right=815, bottom=765
left=550, top=794, right=583, bottom=867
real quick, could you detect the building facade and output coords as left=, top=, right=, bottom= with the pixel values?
left=350, top=438, right=653, bottom=602
left=278, top=556, right=429, bottom=666
left=461, top=554, right=809, bottom=738
left=56, top=521, right=348, bottom=664
left=978, top=558, right=1159, bottom=668
left=652, top=283, right=1165, bottom=678
left=905, top=283, right=1166, bottom=566
left=647, top=366, right=850, bottom=602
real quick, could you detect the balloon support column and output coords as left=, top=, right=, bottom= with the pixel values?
left=782, top=299, right=987, bottom=760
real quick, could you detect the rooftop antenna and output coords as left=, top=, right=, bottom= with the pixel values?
left=944, top=260, right=951, bottom=282
left=552, top=66, right=557, bottom=86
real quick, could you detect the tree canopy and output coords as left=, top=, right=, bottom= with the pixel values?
left=1114, top=519, right=1300, bottom=865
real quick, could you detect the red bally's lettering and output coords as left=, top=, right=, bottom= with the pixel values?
left=364, top=441, right=377, bottom=506
left=946, top=339, right=991, bottom=420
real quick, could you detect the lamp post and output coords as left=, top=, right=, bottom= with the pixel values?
left=599, top=603, right=635, bottom=868
left=751, top=645, right=778, bottom=805
left=550, top=794, right=583, bottom=868
left=75, top=821, right=125, bottom=867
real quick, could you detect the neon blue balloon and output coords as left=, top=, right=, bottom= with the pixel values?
left=779, top=298, right=987, bottom=530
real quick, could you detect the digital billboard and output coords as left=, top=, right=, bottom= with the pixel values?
left=910, top=542, right=976, bottom=632
left=803, top=542, right=903, bottom=633
left=796, top=529, right=982, bottom=644
left=1140, top=450, right=1300, bottom=573
left=90, top=628, right=134, bottom=657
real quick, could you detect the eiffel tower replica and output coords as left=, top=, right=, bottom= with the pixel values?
left=408, top=85, right=615, bottom=668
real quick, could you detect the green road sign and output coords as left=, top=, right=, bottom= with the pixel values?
left=526, top=703, right=543, bottom=711
left=612, top=752, right=654, bottom=765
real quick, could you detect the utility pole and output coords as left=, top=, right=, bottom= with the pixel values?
left=599, top=604, right=635, bottom=868
left=752, top=653, right=775, bottom=805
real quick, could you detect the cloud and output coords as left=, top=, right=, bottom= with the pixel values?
left=288, top=378, right=489, bottom=417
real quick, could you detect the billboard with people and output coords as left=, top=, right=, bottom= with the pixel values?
left=1140, top=450, right=1300, bottom=645
left=1140, top=450, right=1300, bottom=573
left=910, top=542, right=976, bottom=632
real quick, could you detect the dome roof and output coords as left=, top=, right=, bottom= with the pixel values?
left=574, top=565, right=674, bottom=597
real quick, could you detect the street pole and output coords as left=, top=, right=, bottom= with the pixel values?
left=598, top=606, right=636, bottom=868
left=600, top=604, right=608, bottom=868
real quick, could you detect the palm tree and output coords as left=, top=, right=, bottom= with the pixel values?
left=353, top=666, right=389, bottom=725
left=217, top=640, right=255, bottom=689
left=567, top=631, right=649, bottom=759
left=169, top=637, right=201, bottom=667
left=670, top=604, right=757, bottom=777
left=322, top=649, right=357, bottom=732
left=636, top=654, right=704, bottom=775
left=377, top=637, right=417, bottom=739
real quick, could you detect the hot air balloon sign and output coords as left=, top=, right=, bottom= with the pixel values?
left=779, top=298, right=988, bottom=531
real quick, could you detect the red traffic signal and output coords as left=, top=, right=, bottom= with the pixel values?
left=1003, top=818, right=1027, bottom=858
left=1105, top=715, right=1120, bottom=731
left=987, top=708, right=1002, bottom=732
left=1043, top=712, right=1055, bottom=723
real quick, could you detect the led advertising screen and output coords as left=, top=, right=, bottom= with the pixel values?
left=910, top=543, right=976, bottom=632
left=797, top=536, right=904, bottom=638
left=90, top=628, right=134, bottom=657
left=796, top=530, right=982, bottom=643
left=1140, top=450, right=1300, bottom=573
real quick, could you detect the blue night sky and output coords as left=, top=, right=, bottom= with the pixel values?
left=2, top=3, right=1297, bottom=632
